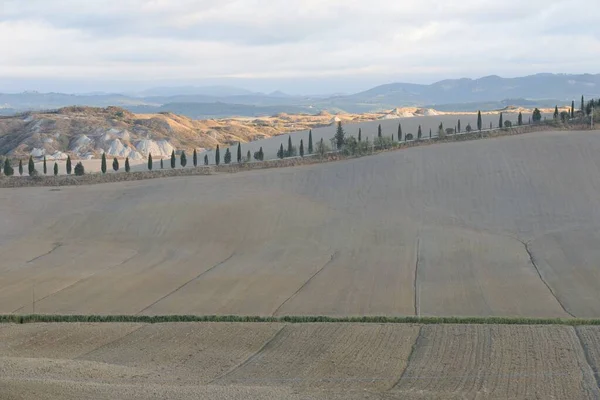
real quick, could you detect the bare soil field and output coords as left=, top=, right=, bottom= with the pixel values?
left=2, top=129, right=600, bottom=317
left=1, top=322, right=599, bottom=399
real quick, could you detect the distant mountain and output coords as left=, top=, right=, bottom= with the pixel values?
left=1, top=73, right=598, bottom=117
left=342, top=74, right=600, bottom=108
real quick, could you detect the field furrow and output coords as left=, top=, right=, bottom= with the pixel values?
left=393, top=325, right=600, bottom=399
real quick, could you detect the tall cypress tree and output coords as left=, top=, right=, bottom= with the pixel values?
left=247, top=150, right=251, bottom=161
left=581, top=95, right=585, bottom=114
left=204, top=154, right=209, bottom=165
left=148, top=153, right=153, bottom=170
left=28, top=156, right=35, bottom=176
left=237, top=142, right=242, bottom=163
left=308, top=130, right=313, bottom=154
left=457, top=120, right=461, bottom=133
left=160, top=159, right=164, bottom=169
left=334, top=121, right=345, bottom=149
left=193, top=149, right=198, bottom=167
left=18, top=159, right=23, bottom=176
left=224, top=148, right=231, bottom=164
left=278, top=143, right=284, bottom=159
left=300, top=139, right=304, bottom=157
left=477, top=110, right=482, bottom=131
left=398, top=123, right=402, bottom=141
left=4, top=159, right=13, bottom=176
left=358, top=128, right=362, bottom=142
left=215, top=145, right=220, bottom=165
left=101, top=152, right=107, bottom=174
left=571, top=100, right=575, bottom=118
left=66, top=156, right=72, bottom=175
left=113, top=157, right=119, bottom=171
left=180, top=150, right=187, bottom=167
left=125, top=157, right=130, bottom=172
left=170, top=150, right=176, bottom=169
left=518, top=112, right=523, bottom=126
left=53, top=162, right=58, bottom=176
left=288, top=135, right=293, bottom=155
left=378, top=124, right=382, bottom=138
left=553, top=106, right=559, bottom=119
left=43, top=155, right=47, bottom=175
left=499, top=113, right=503, bottom=128
left=418, top=125, right=422, bottom=139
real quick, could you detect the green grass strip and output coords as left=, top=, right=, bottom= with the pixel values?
left=1, top=314, right=600, bottom=326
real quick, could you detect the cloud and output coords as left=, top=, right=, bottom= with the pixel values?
left=0, top=0, right=598, bottom=92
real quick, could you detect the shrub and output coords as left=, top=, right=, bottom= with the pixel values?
left=445, top=128, right=455, bottom=135
left=341, top=136, right=358, bottom=155
left=316, top=138, right=330, bottom=158
left=125, top=157, right=130, bottom=172
left=504, top=120, right=512, bottom=128
left=405, top=133, right=414, bottom=140
left=74, top=162, right=85, bottom=176
left=465, top=123, right=472, bottom=132
left=224, top=148, right=231, bottom=164
left=53, top=162, right=58, bottom=176
left=112, top=157, right=119, bottom=171
left=180, top=150, right=187, bottom=167
left=374, top=136, right=393, bottom=150
left=532, top=108, right=542, bottom=123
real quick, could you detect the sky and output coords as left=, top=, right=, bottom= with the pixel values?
left=1, top=0, right=599, bottom=95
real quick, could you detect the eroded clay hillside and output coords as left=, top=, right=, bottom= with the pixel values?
left=0, top=105, right=563, bottom=160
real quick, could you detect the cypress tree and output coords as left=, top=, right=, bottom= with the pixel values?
left=43, top=155, right=47, bottom=175
left=148, top=153, right=153, bottom=170
left=398, top=123, right=402, bottom=141
left=571, top=100, right=575, bottom=118
left=581, top=95, right=585, bottom=114
left=392, top=133, right=394, bottom=142
left=308, top=130, right=313, bottom=154
left=160, top=159, right=164, bottom=169
left=554, top=106, right=559, bottom=119
left=4, top=159, right=13, bottom=176
left=457, top=120, right=461, bottom=133
left=334, top=121, right=345, bottom=149
left=429, top=128, right=432, bottom=138
left=170, top=150, right=176, bottom=169
left=180, top=150, right=187, bottom=167
left=288, top=135, right=293, bottom=155
left=204, top=154, right=209, bottom=165
left=278, top=143, right=284, bottom=159
left=28, top=155, right=35, bottom=176
left=66, top=156, right=72, bottom=175
left=247, top=150, right=251, bottom=161
left=259, top=147, right=264, bottom=161
left=237, top=142, right=242, bottom=163
left=18, top=159, right=23, bottom=176
left=224, top=148, right=231, bottom=164
left=101, top=152, right=107, bottom=174
left=215, top=145, right=220, bottom=165
left=300, top=139, right=304, bottom=157
left=378, top=124, right=382, bottom=138
left=499, top=113, right=503, bottom=128
left=358, top=128, right=362, bottom=142
left=417, top=125, right=422, bottom=139
left=113, top=157, right=119, bottom=171
left=53, top=162, right=58, bottom=176
left=125, top=157, right=130, bottom=172
left=193, top=149, right=197, bottom=167
left=477, top=110, right=482, bottom=131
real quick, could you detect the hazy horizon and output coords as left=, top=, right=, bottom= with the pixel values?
left=2, top=0, right=599, bottom=95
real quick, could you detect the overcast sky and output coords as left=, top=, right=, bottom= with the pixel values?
left=1, top=0, right=599, bottom=94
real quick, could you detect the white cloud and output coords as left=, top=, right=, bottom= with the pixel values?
left=0, top=0, right=598, bottom=92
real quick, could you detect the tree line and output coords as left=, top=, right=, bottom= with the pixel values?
left=2, top=98, right=597, bottom=177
